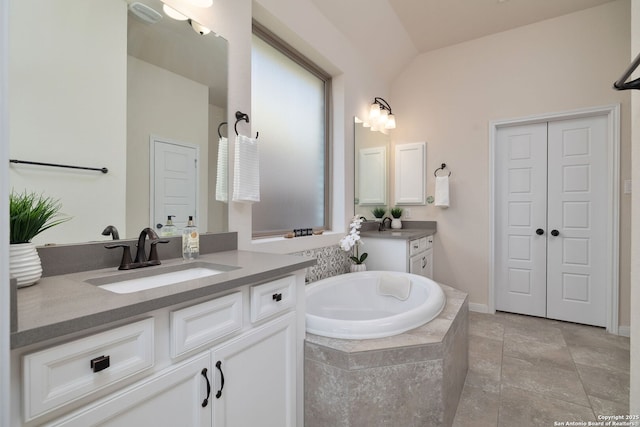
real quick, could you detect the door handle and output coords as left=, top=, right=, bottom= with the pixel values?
left=551, top=229, right=560, bottom=237
left=535, top=228, right=544, bottom=235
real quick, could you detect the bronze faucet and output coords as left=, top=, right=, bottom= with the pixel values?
left=379, top=217, right=392, bottom=231
left=105, top=227, right=169, bottom=270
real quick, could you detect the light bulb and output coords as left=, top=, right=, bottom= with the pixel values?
left=369, top=103, right=380, bottom=122
left=385, top=114, right=396, bottom=129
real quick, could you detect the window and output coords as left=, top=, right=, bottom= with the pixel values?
left=251, top=22, right=331, bottom=237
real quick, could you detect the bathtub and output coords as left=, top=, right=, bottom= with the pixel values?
left=305, top=271, right=446, bottom=339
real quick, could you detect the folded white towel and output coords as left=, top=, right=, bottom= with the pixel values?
left=377, top=274, right=412, bottom=301
left=232, top=135, right=260, bottom=203
left=434, top=175, right=449, bottom=208
left=215, top=136, right=228, bottom=202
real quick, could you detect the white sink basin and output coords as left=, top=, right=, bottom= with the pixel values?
left=87, top=263, right=238, bottom=294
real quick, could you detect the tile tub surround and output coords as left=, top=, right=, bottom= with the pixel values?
left=291, top=245, right=352, bottom=283
left=305, top=284, right=468, bottom=427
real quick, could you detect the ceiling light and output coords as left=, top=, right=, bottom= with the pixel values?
left=162, top=4, right=188, bottom=20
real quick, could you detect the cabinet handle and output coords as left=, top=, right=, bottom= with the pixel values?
left=272, top=293, right=283, bottom=302
left=90, top=355, right=110, bottom=373
left=201, top=368, right=211, bottom=407
left=422, top=257, right=426, bottom=269
left=215, top=361, right=225, bottom=399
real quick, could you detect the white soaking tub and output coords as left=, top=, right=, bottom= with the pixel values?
left=305, top=271, right=446, bottom=339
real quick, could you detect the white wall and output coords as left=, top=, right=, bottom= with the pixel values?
left=391, top=0, right=632, bottom=325
left=630, top=0, right=639, bottom=414
left=161, top=0, right=392, bottom=253
left=126, top=56, right=210, bottom=233
left=8, top=0, right=127, bottom=244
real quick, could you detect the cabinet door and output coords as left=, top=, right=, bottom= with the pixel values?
left=395, top=142, right=426, bottom=204
left=211, top=312, right=296, bottom=427
left=48, top=353, right=211, bottom=427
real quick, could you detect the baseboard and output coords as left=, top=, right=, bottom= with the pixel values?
left=468, top=303, right=490, bottom=313
left=618, top=325, right=630, bottom=337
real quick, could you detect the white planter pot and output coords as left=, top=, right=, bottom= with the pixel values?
left=391, top=218, right=402, bottom=229
left=350, top=264, right=367, bottom=273
left=10, top=243, right=43, bottom=288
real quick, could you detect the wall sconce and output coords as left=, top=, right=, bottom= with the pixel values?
left=369, top=97, right=396, bottom=131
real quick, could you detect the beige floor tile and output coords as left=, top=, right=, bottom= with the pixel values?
left=588, top=395, right=630, bottom=419
left=498, top=385, right=595, bottom=427
left=568, top=344, right=630, bottom=373
left=469, top=312, right=505, bottom=341
left=576, top=363, right=630, bottom=405
left=501, top=356, right=591, bottom=407
left=561, top=324, right=630, bottom=351
left=468, top=335, right=503, bottom=382
left=503, top=328, right=574, bottom=370
left=452, top=382, right=500, bottom=427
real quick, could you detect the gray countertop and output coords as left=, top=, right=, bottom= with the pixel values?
left=361, top=228, right=436, bottom=240
left=12, top=250, right=315, bottom=349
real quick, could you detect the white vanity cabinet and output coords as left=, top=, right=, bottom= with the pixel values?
left=47, top=352, right=212, bottom=427
left=14, top=272, right=305, bottom=427
left=362, top=234, right=434, bottom=279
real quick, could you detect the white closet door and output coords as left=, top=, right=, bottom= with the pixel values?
left=495, top=123, right=548, bottom=317
left=546, top=115, right=608, bottom=327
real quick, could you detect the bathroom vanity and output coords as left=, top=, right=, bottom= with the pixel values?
left=361, top=226, right=435, bottom=279
left=10, top=240, right=314, bottom=427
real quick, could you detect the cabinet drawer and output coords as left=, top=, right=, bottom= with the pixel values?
left=250, top=276, right=296, bottom=323
left=171, top=292, right=243, bottom=358
left=409, top=238, right=422, bottom=256
left=23, top=318, right=154, bottom=421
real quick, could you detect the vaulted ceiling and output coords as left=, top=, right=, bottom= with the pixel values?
left=311, top=0, right=618, bottom=83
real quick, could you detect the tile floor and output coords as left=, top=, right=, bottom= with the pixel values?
left=452, top=311, right=630, bottom=427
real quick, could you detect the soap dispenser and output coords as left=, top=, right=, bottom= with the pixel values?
left=182, top=216, right=199, bottom=260
left=161, top=215, right=177, bottom=237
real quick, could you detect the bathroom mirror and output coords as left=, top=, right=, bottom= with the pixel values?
left=8, top=0, right=228, bottom=244
left=354, top=118, right=390, bottom=219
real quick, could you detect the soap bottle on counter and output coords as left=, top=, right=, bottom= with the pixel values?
left=182, top=216, right=199, bottom=260
left=161, top=215, right=177, bottom=237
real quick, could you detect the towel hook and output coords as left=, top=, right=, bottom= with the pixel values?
left=234, top=111, right=259, bottom=139
left=217, top=122, right=228, bottom=138
left=434, top=163, right=451, bottom=177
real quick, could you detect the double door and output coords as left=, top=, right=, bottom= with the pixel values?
left=495, top=115, right=609, bottom=327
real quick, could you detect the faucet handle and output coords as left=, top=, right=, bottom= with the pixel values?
left=105, top=243, right=133, bottom=270
left=148, top=239, right=170, bottom=263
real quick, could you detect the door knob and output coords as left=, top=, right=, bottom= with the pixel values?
left=551, top=229, right=560, bottom=236
left=536, top=228, right=544, bottom=235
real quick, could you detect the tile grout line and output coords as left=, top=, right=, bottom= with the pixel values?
left=562, top=328, right=599, bottom=421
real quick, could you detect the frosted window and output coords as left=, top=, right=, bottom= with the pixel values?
left=251, top=32, right=329, bottom=235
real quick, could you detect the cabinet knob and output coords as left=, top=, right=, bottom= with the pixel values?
left=272, top=293, right=283, bottom=302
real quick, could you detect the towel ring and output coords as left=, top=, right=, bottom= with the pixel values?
left=217, top=122, right=228, bottom=138
left=234, top=111, right=259, bottom=139
left=434, top=163, right=451, bottom=177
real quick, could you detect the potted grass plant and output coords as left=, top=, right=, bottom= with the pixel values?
left=371, top=206, right=386, bottom=222
left=9, top=190, right=70, bottom=287
left=390, top=206, right=403, bottom=229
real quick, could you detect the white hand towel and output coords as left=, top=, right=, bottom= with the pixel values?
left=232, top=135, right=260, bottom=203
left=215, top=136, right=228, bottom=202
left=377, top=274, right=412, bottom=301
left=434, top=176, right=450, bottom=208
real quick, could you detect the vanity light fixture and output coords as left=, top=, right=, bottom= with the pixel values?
left=129, top=2, right=163, bottom=24
left=188, top=19, right=211, bottom=35
left=185, top=0, right=213, bottom=7
left=162, top=4, right=188, bottom=20
left=369, top=97, right=396, bottom=130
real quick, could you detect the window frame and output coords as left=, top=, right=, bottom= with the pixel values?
left=251, top=21, right=332, bottom=238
